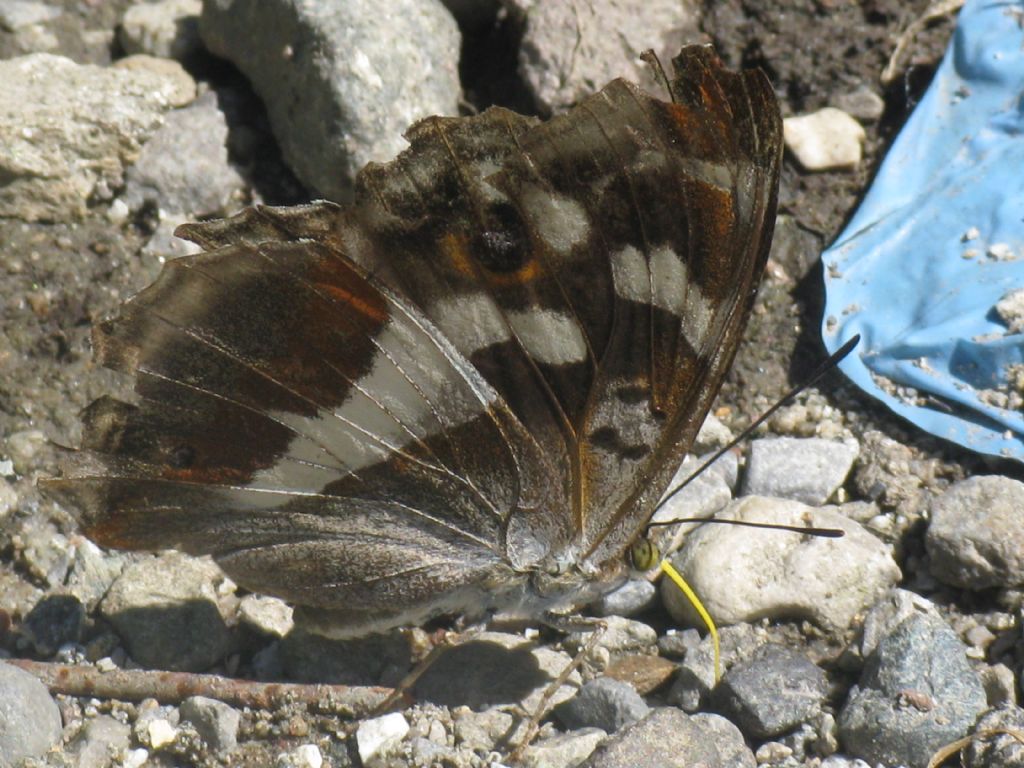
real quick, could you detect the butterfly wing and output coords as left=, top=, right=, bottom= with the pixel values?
left=45, top=46, right=781, bottom=633
left=316, top=46, right=782, bottom=569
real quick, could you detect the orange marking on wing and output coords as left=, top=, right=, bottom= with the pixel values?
left=441, top=231, right=543, bottom=287
left=318, top=282, right=389, bottom=325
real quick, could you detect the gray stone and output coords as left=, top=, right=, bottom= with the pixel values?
left=689, top=713, right=756, bottom=768
left=979, top=663, right=1017, bottom=707
left=522, top=728, right=606, bottom=768
left=592, top=578, right=658, bottom=618
left=100, top=552, right=233, bottom=671
left=926, top=475, right=1024, bottom=589
left=509, top=0, right=700, bottom=115
left=741, top=436, right=859, bottom=505
left=712, top=644, right=828, bottom=739
left=965, top=706, right=1024, bottom=768
left=68, top=714, right=132, bottom=768
left=834, top=85, right=885, bottom=122
left=579, top=707, right=744, bottom=768
left=238, top=594, right=294, bottom=637
left=450, top=708, right=516, bottom=752
left=663, top=497, right=900, bottom=632
left=0, top=0, right=60, bottom=31
left=649, top=450, right=737, bottom=558
left=565, top=616, right=658, bottom=658
left=6, top=428, right=47, bottom=474
left=667, top=624, right=766, bottom=712
left=554, top=677, right=649, bottom=733
left=64, top=537, right=127, bottom=611
left=119, top=0, right=203, bottom=62
left=848, top=589, right=942, bottom=665
left=656, top=628, right=701, bottom=659
left=0, top=53, right=195, bottom=222
left=0, top=661, right=63, bottom=765
left=838, top=613, right=988, bottom=768
left=200, top=0, right=461, bottom=201
left=180, top=695, right=240, bottom=753
left=21, top=592, right=84, bottom=656
left=122, top=91, right=245, bottom=217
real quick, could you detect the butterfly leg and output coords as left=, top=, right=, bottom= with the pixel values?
left=372, top=623, right=487, bottom=715
left=505, top=613, right=607, bottom=762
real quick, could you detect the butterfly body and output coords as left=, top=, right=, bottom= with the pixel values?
left=45, top=46, right=782, bottom=639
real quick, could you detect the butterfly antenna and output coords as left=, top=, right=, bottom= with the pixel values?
left=653, top=334, right=861, bottom=522
left=640, top=49, right=675, bottom=103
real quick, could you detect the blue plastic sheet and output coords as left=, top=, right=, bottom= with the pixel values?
left=821, top=0, right=1024, bottom=461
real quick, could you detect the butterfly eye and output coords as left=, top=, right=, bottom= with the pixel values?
left=628, top=536, right=660, bottom=571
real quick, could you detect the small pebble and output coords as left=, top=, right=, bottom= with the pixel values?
left=784, top=107, right=865, bottom=171
left=741, top=436, right=859, bottom=505
left=356, top=713, right=409, bottom=765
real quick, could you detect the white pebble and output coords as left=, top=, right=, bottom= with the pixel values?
left=147, top=718, right=177, bottom=748
left=357, top=713, right=410, bottom=764
left=784, top=107, right=865, bottom=171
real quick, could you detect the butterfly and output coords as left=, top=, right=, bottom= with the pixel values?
left=44, top=45, right=782, bottom=641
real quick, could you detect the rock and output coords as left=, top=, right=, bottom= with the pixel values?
left=662, top=497, right=901, bottom=632
left=838, top=613, right=988, bottom=768
left=64, top=537, right=126, bottom=611
left=0, top=478, right=16, bottom=519
left=554, top=677, right=650, bottom=733
left=834, top=85, right=885, bottom=122
left=0, top=0, right=60, bottom=31
left=689, top=712, right=756, bottom=767
left=926, top=475, right=1024, bottom=589
left=112, top=54, right=197, bottom=105
left=603, top=654, right=677, bottom=696
left=450, top=708, right=515, bottom=752
left=180, top=696, right=240, bottom=753
left=693, top=413, right=734, bottom=454
left=667, top=624, right=766, bottom=712
left=965, top=706, right=1024, bottom=767
left=67, top=714, right=132, bottom=768
left=21, top=592, right=85, bottom=656
left=119, top=0, right=203, bottom=62
left=509, top=0, right=700, bottom=115
left=649, top=450, right=737, bottom=557
left=579, top=707, right=752, bottom=768
left=783, top=107, right=865, bottom=171
left=522, top=728, right=606, bottom=768
left=712, top=644, right=828, bottom=739
left=6, top=428, right=47, bottom=474
left=199, top=0, right=461, bottom=201
left=592, top=578, right=658, bottom=618
left=848, top=589, right=942, bottom=664
left=979, top=663, right=1017, bottom=707
left=0, top=661, right=63, bottom=765
left=414, top=631, right=579, bottom=713
left=740, top=436, right=859, bottom=505
left=277, top=743, right=323, bottom=768
left=238, top=594, right=294, bottom=638
left=0, top=53, right=195, bottom=221
left=565, top=616, right=658, bottom=658
left=356, top=713, right=409, bottom=766
left=657, top=628, right=701, bottom=659
left=100, top=552, right=233, bottom=671
left=121, top=91, right=245, bottom=217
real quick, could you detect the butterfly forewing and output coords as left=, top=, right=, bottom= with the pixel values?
left=44, top=46, right=781, bottom=635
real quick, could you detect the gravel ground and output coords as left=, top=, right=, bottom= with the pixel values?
left=2, top=1, right=1023, bottom=767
